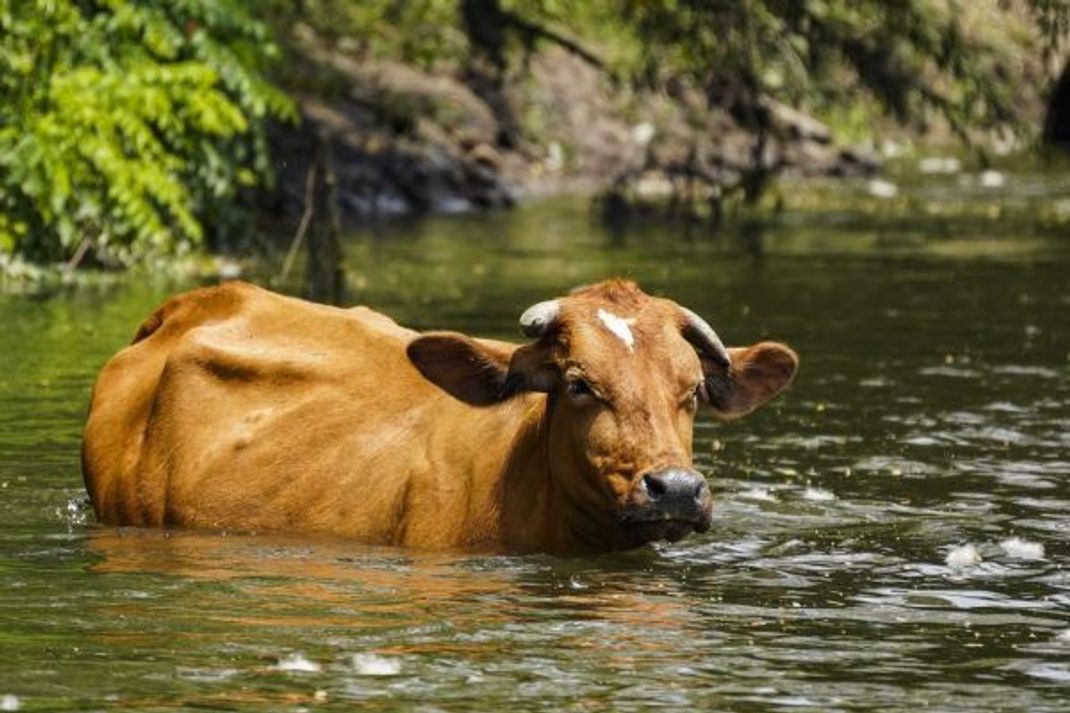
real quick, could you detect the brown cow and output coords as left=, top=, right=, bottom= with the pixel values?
left=82, top=280, right=797, bottom=554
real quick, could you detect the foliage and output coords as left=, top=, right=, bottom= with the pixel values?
left=3, top=0, right=1065, bottom=268
left=272, top=0, right=467, bottom=70
left=542, top=1, right=1043, bottom=140
left=0, top=0, right=294, bottom=265
left=1028, top=0, right=1070, bottom=62
left=281, top=1, right=1058, bottom=141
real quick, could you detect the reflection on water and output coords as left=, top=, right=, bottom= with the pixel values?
left=1, top=165, right=1069, bottom=711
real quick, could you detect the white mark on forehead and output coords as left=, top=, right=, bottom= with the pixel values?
left=597, top=309, right=636, bottom=351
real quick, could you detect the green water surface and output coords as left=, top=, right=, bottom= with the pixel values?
left=1, top=164, right=1069, bottom=711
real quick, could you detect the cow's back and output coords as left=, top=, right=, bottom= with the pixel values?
left=82, top=281, right=466, bottom=539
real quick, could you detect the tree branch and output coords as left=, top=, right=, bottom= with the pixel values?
left=502, top=10, right=605, bottom=70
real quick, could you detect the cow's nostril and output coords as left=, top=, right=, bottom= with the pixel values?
left=640, top=469, right=710, bottom=514
left=643, top=473, right=667, bottom=501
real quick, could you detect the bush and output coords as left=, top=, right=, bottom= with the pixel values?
left=0, top=0, right=294, bottom=266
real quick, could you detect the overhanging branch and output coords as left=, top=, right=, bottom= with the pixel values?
left=502, top=9, right=605, bottom=70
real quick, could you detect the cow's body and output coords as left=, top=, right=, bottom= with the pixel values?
left=83, top=280, right=797, bottom=554
left=84, top=282, right=549, bottom=549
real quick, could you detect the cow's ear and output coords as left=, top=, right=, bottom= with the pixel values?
left=407, top=332, right=559, bottom=406
left=700, top=342, right=798, bottom=418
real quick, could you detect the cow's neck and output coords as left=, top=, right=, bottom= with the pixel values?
left=498, top=396, right=627, bottom=555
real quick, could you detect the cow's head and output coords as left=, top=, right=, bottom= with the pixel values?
left=407, top=280, right=798, bottom=550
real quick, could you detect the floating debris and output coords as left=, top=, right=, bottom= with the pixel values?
left=275, top=653, right=322, bottom=673
left=945, top=544, right=982, bottom=568
left=0, top=694, right=19, bottom=712
left=352, top=653, right=401, bottom=676
left=999, top=537, right=1045, bottom=560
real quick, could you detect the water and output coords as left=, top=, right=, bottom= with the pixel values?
left=2, top=164, right=1069, bottom=711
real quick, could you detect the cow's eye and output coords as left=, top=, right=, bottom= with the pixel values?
left=566, top=377, right=596, bottom=401
left=685, top=381, right=706, bottom=411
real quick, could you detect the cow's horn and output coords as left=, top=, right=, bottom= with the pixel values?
left=680, top=307, right=731, bottom=368
left=519, top=299, right=561, bottom=338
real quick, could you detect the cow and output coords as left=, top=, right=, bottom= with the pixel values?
left=82, top=279, right=798, bottom=555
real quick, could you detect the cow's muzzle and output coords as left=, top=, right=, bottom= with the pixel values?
left=622, top=468, right=713, bottom=543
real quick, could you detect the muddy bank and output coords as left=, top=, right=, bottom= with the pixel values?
left=266, top=33, right=880, bottom=224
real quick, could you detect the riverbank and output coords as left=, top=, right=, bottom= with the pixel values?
left=4, top=152, right=1067, bottom=297
left=264, top=30, right=885, bottom=226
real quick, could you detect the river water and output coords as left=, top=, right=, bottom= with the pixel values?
left=1, top=164, right=1068, bottom=711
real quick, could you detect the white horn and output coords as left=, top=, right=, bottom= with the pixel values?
left=519, top=299, right=561, bottom=338
left=680, top=307, right=731, bottom=368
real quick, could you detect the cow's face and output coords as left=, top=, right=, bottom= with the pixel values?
left=408, top=280, right=798, bottom=550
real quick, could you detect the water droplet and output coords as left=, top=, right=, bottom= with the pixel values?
left=803, top=487, right=836, bottom=502
left=741, top=487, right=777, bottom=502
